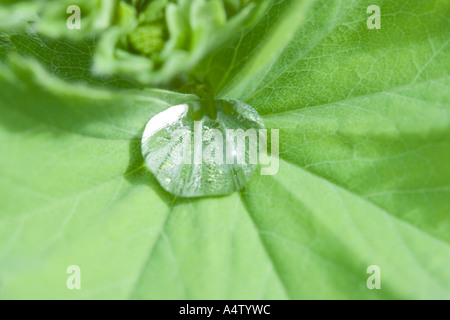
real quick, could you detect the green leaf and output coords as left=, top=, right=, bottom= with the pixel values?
left=7, top=32, right=134, bottom=87
left=0, top=54, right=196, bottom=299
left=0, top=1, right=40, bottom=31
left=0, top=0, right=449, bottom=299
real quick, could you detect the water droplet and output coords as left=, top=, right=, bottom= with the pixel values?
left=141, top=99, right=264, bottom=197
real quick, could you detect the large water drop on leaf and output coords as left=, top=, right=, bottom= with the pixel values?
left=141, top=99, right=264, bottom=197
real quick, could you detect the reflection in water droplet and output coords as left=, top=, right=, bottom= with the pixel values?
left=141, top=100, right=264, bottom=197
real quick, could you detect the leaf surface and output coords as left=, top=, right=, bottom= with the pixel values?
left=0, top=0, right=449, bottom=299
